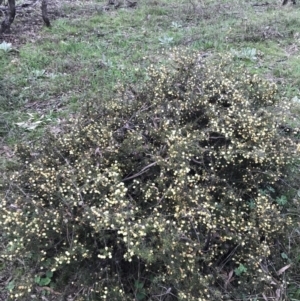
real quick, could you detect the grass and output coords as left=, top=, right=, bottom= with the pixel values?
left=1, top=0, right=300, bottom=299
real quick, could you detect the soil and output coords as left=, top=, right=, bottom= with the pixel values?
left=0, top=0, right=87, bottom=46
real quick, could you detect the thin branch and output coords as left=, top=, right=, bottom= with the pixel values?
left=122, top=162, right=157, bottom=182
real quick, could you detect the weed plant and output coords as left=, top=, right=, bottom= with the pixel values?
left=0, top=50, right=297, bottom=301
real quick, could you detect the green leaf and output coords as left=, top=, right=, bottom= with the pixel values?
left=39, top=277, right=51, bottom=286
left=6, top=281, right=15, bottom=291
left=276, top=195, right=288, bottom=206
left=34, top=276, right=41, bottom=284
left=281, top=252, right=288, bottom=259
left=134, top=280, right=144, bottom=289
left=46, top=271, right=53, bottom=278
left=248, top=200, right=256, bottom=209
left=258, top=189, right=267, bottom=196
left=44, top=258, right=52, bottom=267
left=0, top=41, right=13, bottom=52
left=0, top=262, right=6, bottom=271
left=266, top=186, right=275, bottom=193
left=136, top=291, right=146, bottom=301
left=234, top=264, right=247, bottom=276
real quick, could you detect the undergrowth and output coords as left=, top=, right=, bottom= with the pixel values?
left=0, top=49, right=298, bottom=301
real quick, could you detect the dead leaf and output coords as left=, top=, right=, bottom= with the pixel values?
left=35, top=286, right=61, bottom=295
left=228, top=270, right=233, bottom=280
left=224, top=270, right=234, bottom=290
left=0, top=146, right=14, bottom=157
left=95, top=147, right=102, bottom=156
left=275, top=289, right=281, bottom=301
left=277, top=264, right=291, bottom=275
left=262, top=293, right=268, bottom=301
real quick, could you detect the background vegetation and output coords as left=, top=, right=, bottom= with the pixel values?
left=1, top=0, right=300, bottom=300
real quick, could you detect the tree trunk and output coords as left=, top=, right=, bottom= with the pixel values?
left=1, top=0, right=16, bottom=34
left=283, top=0, right=296, bottom=4
left=41, top=0, right=51, bottom=27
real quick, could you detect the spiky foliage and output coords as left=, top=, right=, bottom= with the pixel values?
left=0, top=50, right=296, bottom=301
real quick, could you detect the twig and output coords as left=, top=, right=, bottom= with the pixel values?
left=11, top=183, right=28, bottom=198
left=218, top=244, right=240, bottom=270
left=153, top=287, right=174, bottom=299
left=122, top=162, right=157, bottom=181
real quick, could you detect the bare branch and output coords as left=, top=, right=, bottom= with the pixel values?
left=122, top=162, right=157, bottom=182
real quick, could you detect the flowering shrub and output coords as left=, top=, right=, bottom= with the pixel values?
left=0, top=50, right=296, bottom=300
